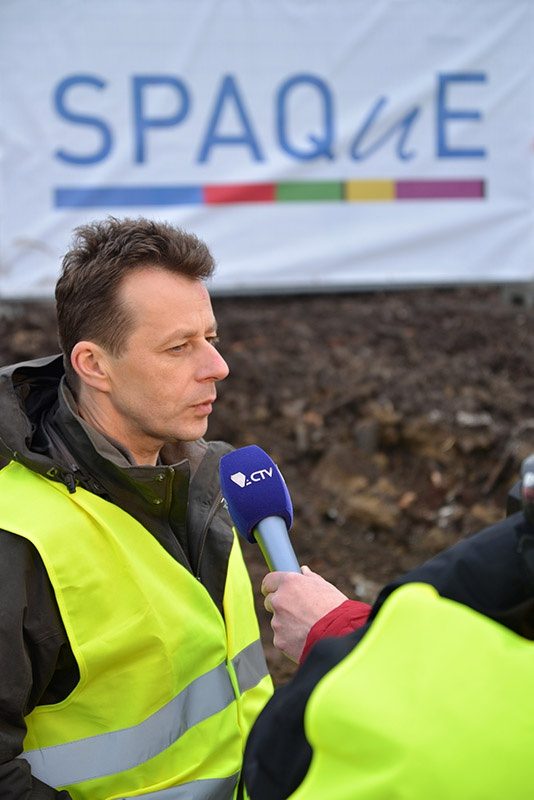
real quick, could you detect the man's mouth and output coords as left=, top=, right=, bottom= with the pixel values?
left=192, top=396, right=216, bottom=413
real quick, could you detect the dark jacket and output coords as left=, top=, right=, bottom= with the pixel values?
left=0, top=355, right=236, bottom=799
left=243, top=509, right=534, bottom=800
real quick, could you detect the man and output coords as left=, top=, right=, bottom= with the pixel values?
left=245, top=475, right=534, bottom=799
left=0, top=217, right=272, bottom=799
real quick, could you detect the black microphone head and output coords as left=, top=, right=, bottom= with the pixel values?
left=219, top=445, right=293, bottom=543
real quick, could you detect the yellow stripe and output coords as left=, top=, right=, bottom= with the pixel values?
left=345, top=180, right=395, bottom=201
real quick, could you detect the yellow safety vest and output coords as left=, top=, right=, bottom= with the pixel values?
left=0, top=461, right=272, bottom=800
left=292, top=583, right=534, bottom=800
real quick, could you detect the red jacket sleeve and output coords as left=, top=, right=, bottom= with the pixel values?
left=300, top=599, right=372, bottom=663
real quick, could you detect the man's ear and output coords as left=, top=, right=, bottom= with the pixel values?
left=70, top=341, right=111, bottom=392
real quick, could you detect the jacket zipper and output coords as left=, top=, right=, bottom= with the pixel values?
left=195, top=490, right=223, bottom=580
left=162, top=465, right=190, bottom=569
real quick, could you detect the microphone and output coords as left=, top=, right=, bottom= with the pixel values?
left=219, top=445, right=301, bottom=572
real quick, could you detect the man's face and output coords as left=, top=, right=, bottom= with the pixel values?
left=102, top=268, right=229, bottom=459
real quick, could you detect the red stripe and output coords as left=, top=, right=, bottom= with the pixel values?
left=204, top=183, right=275, bottom=204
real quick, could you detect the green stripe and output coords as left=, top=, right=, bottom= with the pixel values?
left=276, top=181, right=343, bottom=201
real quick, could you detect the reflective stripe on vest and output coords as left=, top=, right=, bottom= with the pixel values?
left=232, top=639, right=268, bottom=694
left=21, top=641, right=268, bottom=787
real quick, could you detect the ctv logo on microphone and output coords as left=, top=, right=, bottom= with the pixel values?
left=230, top=468, right=273, bottom=488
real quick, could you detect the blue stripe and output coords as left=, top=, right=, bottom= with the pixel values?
left=55, top=186, right=203, bottom=208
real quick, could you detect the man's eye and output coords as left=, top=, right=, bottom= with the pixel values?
left=170, top=343, right=186, bottom=352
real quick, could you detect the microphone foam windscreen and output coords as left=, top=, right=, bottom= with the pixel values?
left=219, top=445, right=293, bottom=543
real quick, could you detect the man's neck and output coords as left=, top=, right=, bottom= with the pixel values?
left=74, top=390, right=160, bottom=466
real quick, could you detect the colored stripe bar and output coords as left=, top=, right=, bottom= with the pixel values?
left=55, top=180, right=485, bottom=208
left=55, top=186, right=203, bottom=208
left=204, top=183, right=275, bottom=204
left=396, top=180, right=484, bottom=199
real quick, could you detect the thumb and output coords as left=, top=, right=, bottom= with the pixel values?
left=301, top=565, right=313, bottom=575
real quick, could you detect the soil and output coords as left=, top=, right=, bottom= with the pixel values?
left=1, top=285, right=533, bottom=685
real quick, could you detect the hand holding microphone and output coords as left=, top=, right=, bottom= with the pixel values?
left=220, top=445, right=348, bottom=662
left=260, top=566, right=350, bottom=662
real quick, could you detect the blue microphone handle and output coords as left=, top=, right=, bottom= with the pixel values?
left=254, top=516, right=301, bottom=573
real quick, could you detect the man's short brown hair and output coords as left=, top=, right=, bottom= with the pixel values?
left=55, top=216, right=215, bottom=387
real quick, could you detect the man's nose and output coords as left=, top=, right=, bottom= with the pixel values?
left=200, top=342, right=230, bottom=382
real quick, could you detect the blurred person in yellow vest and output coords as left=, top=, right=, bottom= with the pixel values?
left=245, top=458, right=534, bottom=799
left=0, top=217, right=272, bottom=800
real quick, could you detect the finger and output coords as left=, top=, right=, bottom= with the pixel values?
left=261, top=572, right=281, bottom=596
left=301, top=565, right=312, bottom=575
left=263, top=593, right=273, bottom=614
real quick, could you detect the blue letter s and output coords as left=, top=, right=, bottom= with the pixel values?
left=54, top=75, right=112, bottom=165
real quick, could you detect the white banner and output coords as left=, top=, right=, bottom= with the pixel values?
left=0, top=0, right=533, bottom=297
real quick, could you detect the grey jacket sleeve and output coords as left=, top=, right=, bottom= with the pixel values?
left=0, top=531, right=74, bottom=799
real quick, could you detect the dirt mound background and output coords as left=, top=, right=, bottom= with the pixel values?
left=1, top=285, right=533, bottom=684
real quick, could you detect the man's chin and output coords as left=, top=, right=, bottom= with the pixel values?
left=168, top=422, right=210, bottom=444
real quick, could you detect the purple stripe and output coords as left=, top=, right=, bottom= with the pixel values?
left=396, top=180, right=484, bottom=200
